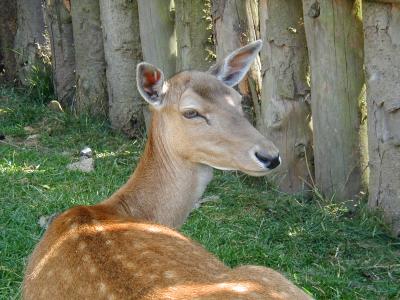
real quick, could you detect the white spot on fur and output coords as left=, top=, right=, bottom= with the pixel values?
left=105, top=239, right=113, bottom=245
left=99, top=282, right=107, bottom=293
left=217, top=283, right=249, bottom=293
left=63, top=271, right=72, bottom=282
left=78, top=241, right=86, bottom=250
left=231, top=284, right=248, bottom=293
left=139, top=251, right=151, bottom=257
left=146, top=226, right=162, bottom=233
left=94, top=224, right=105, bottom=232
left=163, top=271, right=176, bottom=279
left=149, top=274, right=158, bottom=280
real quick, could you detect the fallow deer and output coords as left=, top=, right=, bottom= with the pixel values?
left=23, top=41, right=312, bottom=299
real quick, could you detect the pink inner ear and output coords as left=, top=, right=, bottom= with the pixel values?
left=228, top=49, right=253, bottom=71
left=143, top=69, right=161, bottom=87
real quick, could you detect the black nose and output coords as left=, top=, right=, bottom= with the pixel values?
left=255, top=152, right=281, bottom=170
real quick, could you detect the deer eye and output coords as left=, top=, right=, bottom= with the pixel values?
left=183, top=110, right=200, bottom=119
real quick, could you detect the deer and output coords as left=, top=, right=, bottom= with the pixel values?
left=23, top=41, right=312, bottom=299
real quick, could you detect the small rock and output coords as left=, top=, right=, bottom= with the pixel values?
left=48, top=100, right=64, bottom=112
left=67, top=157, right=94, bottom=172
left=80, top=146, right=93, bottom=158
left=38, top=213, right=59, bottom=230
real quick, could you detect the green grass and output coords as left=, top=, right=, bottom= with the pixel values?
left=1, top=86, right=399, bottom=299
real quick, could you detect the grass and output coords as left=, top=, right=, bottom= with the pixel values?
left=1, top=86, right=399, bottom=299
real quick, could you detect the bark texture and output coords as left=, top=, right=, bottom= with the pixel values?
left=100, top=0, right=144, bottom=136
left=212, top=0, right=261, bottom=120
left=45, top=0, right=75, bottom=108
left=137, top=0, right=176, bottom=77
left=303, top=0, right=368, bottom=201
left=137, top=0, right=177, bottom=128
left=258, top=0, right=313, bottom=193
left=71, top=0, right=108, bottom=116
left=366, top=0, right=400, bottom=3
left=14, top=0, right=47, bottom=85
left=175, top=0, right=211, bottom=71
left=0, top=0, right=18, bottom=83
left=363, top=2, right=400, bottom=237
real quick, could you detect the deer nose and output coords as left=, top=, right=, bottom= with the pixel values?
left=255, top=152, right=281, bottom=170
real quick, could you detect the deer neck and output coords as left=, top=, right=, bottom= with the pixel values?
left=102, top=117, right=213, bottom=228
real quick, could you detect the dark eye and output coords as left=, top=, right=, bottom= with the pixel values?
left=183, top=110, right=200, bottom=119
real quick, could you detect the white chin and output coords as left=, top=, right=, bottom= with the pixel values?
left=204, top=163, right=235, bottom=171
left=242, top=169, right=270, bottom=177
left=202, top=162, right=269, bottom=176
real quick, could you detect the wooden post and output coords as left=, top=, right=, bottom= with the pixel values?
left=212, top=0, right=261, bottom=121
left=175, top=0, right=212, bottom=71
left=302, top=0, right=368, bottom=201
left=71, top=0, right=108, bottom=116
left=45, top=0, right=75, bottom=108
left=363, top=0, right=400, bottom=236
left=258, top=0, right=313, bottom=193
left=100, top=0, right=144, bottom=136
left=0, top=0, right=17, bottom=83
left=137, top=0, right=177, bottom=129
left=14, top=0, right=47, bottom=85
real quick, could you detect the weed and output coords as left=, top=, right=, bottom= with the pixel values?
left=24, top=63, right=54, bottom=105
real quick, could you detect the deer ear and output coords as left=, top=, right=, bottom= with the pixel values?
left=137, top=62, right=166, bottom=107
left=208, top=40, right=262, bottom=87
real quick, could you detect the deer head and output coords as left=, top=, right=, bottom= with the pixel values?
left=137, top=40, right=281, bottom=176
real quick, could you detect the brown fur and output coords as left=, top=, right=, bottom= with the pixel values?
left=23, top=71, right=312, bottom=299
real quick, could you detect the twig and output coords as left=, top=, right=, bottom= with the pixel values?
left=0, top=139, right=24, bottom=149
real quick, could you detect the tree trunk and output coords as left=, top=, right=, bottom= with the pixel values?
left=366, top=0, right=400, bottom=3
left=14, top=0, right=47, bottom=85
left=70, top=0, right=108, bottom=117
left=258, top=0, right=313, bottom=194
left=45, top=0, right=75, bottom=108
left=99, top=0, right=144, bottom=136
left=302, top=0, right=368, bottom=201
left=0, top=0, right=18, bottom=84
left=363, top=1, right=400, bottom=237
left=212, top=0, right=261, bottom=121
left=137, top=0, right=177, bottom=128
left=175, top=0, right=212, bottom=71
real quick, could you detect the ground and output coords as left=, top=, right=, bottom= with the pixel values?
left=0, top=86, right=399, bottom=299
